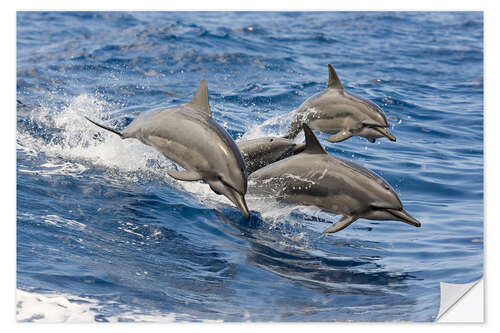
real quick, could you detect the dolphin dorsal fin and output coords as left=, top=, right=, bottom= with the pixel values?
left=188, top=79, right=211, bottom=116
left=302, top=124, right=327, bottom=155
left=327, top=64, right=344, bottom=91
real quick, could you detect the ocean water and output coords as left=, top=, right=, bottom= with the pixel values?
left=16, top=11, right=483, bottom=322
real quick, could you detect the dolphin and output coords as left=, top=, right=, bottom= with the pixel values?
left=85, top=79, right=250, bottom=219
left=237, top=137, right=305, bottom=174
left=283, top=64, right=396, bottom=143
left=249, top=124, right=420, bottom=234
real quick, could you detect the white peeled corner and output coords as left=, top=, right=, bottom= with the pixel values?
left=436, top=279, right=483, bottom=322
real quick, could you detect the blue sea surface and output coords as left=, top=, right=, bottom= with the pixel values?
left=16, top=11, right=483, bottom=322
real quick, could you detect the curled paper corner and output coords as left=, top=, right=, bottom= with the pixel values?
left=436, top=278, right=483, bottom=322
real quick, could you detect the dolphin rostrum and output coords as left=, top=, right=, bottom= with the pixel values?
left=237, top=137, right=305, bottom=175
left=86, top=79, right=250, bottom=219
left=283, top=64, right=396, bottom=143
left=249, top=124, right=420, bottom=233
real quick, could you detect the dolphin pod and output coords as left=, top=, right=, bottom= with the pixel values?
left=86, top=65, right=420, bottom=234
left=283, top=64, right=396, bottom=143
left=86, top=79, right=250, bottom=219
left=249, top=124, right=420, bottom=234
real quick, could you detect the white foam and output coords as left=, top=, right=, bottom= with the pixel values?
left=40, top=214, right=87, bottom=230
left=17, top=94, right=173, bottom=179
left=16, top=289, right=221, bottom=323
left=16, top=289, right=99, bottom=323
left=18, top=161, right=89, bottom=178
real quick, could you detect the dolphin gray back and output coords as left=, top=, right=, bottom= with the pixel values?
left=238, top=137, right=305, bottom=174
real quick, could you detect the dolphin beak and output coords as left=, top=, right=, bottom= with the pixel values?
left=386, top=209, right=421, bottom=227
left=229, top=188, right=250, bottom=219
left=375, top=127, right=396, bottom=142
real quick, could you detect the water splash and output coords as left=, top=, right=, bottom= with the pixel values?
left=17, top=94, right=173, bottom=178
left=240, top=110, right=296, bottom=141
left=17, top=94, right=321, bottom=233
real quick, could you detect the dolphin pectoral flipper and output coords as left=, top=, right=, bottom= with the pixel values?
left=167, top=170, right=203, bottom=181
left=326, top=130, right=353, bottom=143
left=322, top=215, right=358, bottom=234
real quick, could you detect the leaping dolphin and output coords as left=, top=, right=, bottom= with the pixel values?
left=86, top=79, right=250, bottom=219
left=283, top=64, right=396, bottom=143
left=237, top=137, right=305, bottom=174
left=249, top=124, right=420, bottom=233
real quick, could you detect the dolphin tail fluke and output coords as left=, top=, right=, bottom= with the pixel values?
left=326, top=130, right=353, bottom=143
left=386, top=209, right=421, bottom=227
left=322, top=215, right=358, bottom=234
left=85, top=116, right=123, bottom=138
